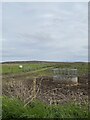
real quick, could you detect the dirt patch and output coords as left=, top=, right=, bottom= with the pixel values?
left=36, top=76, right=88, bottom=105
left=2, top=74, right=88, bottom=106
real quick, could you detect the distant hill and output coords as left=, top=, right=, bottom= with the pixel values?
left=1, top=60, right=88, bottom=64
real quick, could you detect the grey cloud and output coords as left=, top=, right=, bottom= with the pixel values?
left=2, top=2, right=88, bottom=62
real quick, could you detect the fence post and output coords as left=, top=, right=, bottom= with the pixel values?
left=33, top=77, right=36, bottom=99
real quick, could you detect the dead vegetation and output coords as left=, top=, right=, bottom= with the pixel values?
left=2, top=74, right=88, bottom=106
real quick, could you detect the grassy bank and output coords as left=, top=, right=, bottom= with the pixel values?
left=2, top=96, right=88, bottom=119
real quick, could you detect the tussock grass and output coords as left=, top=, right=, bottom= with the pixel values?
left=2, top=96, right=88, bottom=119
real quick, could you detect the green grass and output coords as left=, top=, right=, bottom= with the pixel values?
left=2, top=96, right=89, bottom=119
left=2, top=62, right=88, bottom=77
left=54, top=62, right=88, bottom=76
left=2, top=63, right=54, bottom=75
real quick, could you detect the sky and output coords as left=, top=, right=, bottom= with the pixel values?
left=1, top=2, right=88, bottom=62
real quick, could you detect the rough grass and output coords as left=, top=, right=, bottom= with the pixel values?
left=2, top=62, right=88, bottom=77
left=2, top=96, right=88, bottom=119
left=2, top=63, right=54, bottom=75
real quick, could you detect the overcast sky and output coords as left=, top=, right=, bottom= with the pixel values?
left=2, top=2, right=88, bottom=62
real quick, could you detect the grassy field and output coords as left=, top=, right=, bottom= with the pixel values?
left=2, top=62, right=88, bottom=76
left=1, top=61, right=89, bottom=119
left=2, top=63, right=53, bottom=74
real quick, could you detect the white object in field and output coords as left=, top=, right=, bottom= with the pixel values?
left=19, top=65, right=23, bottom=69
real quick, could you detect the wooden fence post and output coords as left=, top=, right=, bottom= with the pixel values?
left=33, top=77, right=36, bottom=99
